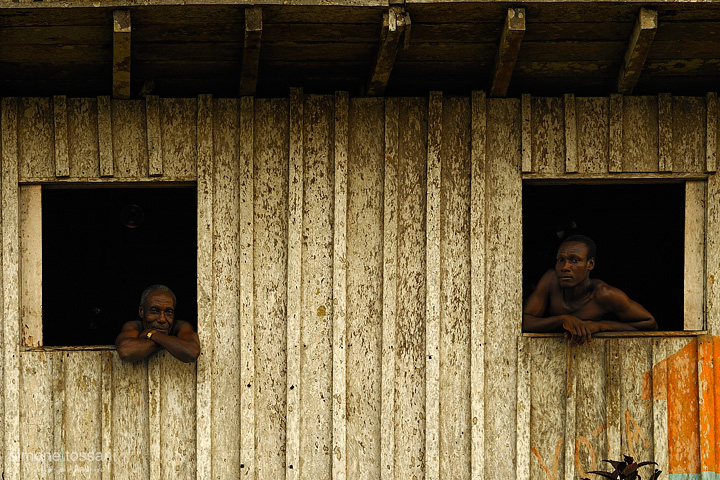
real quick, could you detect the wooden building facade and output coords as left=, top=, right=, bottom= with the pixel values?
left=0, top=91, right=716, bottom=480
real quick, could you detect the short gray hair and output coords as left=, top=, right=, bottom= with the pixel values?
left=139, top=284, right=176, bottom=308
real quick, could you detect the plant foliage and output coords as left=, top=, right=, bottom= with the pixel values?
left=582, top=455, right=661, bottom=480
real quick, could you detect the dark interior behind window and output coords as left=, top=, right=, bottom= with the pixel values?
left=523, top=183, right=685, bottom=331
left=43, top=186, right=197, bottom=346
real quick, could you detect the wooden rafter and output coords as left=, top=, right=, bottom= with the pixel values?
left=617, top=7, right=657, bottom=95
left=367, top=6, right=409, bottom=97
left=489, top=7, right=525, bottom=98
left=239, top=6, right=263, bottom=96
left=113, top=10, right=132, bottom=99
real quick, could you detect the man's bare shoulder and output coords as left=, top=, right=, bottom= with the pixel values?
left=591, top=280, right=630, bottom=306
left=120, top=320, right=143, bottom=332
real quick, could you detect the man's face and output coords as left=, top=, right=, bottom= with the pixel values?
left=139, top=291, right=175, bottom=334
left=555, top=241, right=595, bottom=288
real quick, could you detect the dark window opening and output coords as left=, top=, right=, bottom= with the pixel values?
left=43, top=186, right=197, bottom=346
left=523, top=183, right=685, bottom=331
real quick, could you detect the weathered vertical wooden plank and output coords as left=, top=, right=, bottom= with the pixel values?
left=18, top=98, right=53, bottom=180
left=532, top=97, right=564, bottom=175
left=254, top=98, right=289, bottom=480
left=20, top=185, right=42, bottom=348
left=564, top=348, right=578, bottom=480
left=609, top=94, right=623, bottom=172
left=577, top=98, right=609, bottom=174
left=211, top=98, right=241, bottom=480
left=605, top=339, right=622, bottom=461
left=52, top=353, right=66, bottom=480
left=332, top=91, right=349, bottom=480
left=299, top=94, right=334, bottom=480
left=426, top=91, right=441, bottom=480
left=698, top=335, right=716, bottom=480
left=53, top=95, right=70, bottom=177
left=667, top=337, right=700, bottom=477
left=439, top=96, right=471, bottom=480
left=112, top=100, right=147, bottom=178
left=2, top=97, right=21, bottom=480
left=100, top=352, right=113, bottom=480
left=346, top=97, right=384, bottom=480
left=574, top=339, right=608, bottom=478
left=160, top=352, right=197, bottom=480
left=148, top=355, right=162, bottom=480
left=146, top=95, right=163, bottom=177
left=521, top=93, right=532, bottom=173
left=529, top=339, right=567, bottom=480
left=470, top=90, right=486, bottom=480
left=20, top=352, right=53, bottom=480
left=195, top=93, right=214, bottom=480
left=286, top=87, right=303, bottom=480
left=516, top=338, right=531, bottom=480
left=564, top=93, right=578, bottom=173
left=674, top=97, right=706, bottom=173
left=659, top=93, right=674, bottom=172
left=395, top=97, right=427, bottom=480
left=162, top=98, right=198, bottom=179
left=685, top=180, right=706, bottom=331
left=111, top=354, right=149, bottom=480
left=239, top=95, right=255, bottom=479
left=707, top=92, right=718, bottom=173
left=624, top=96, right=659, bottom=172
left=381, top=97, right=398, bottom=480
left=652, top=339, right=669, bottom=477
left=63, top=352, right=103, bottom=480
left=714, top=337, right=720, bottom=476
left=97, top=96, right=114, bottom=177
left=68, top=98, right=100, bottom=178
left=484, top=97, right=521, bottom=480
left=619, top=339, right=653, bottom=463
left=709, top=166, right=720, bottom=335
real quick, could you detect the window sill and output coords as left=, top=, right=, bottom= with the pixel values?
left=524, top=330, right=706, bottom=339
left=21, top=345, right=116, bottom=352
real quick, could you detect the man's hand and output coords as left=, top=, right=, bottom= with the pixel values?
left=561, top=315, right=601, bottom=345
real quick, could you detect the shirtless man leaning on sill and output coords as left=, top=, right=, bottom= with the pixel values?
left=523, top=235, right=657, bottom=345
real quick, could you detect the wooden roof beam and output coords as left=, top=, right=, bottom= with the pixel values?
left=366, top=6, right=410, bottom=96
left=113, top=9, right=131, bottom=99
left=617, top=7, right=657, bottom=95
left=239, top=6, right=263, bottom=96
left=489, top=7, right=525, bottom=98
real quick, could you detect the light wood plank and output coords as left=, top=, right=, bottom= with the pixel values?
left=574, top=339, right=608, bottom=478
left=253, top=98, right=289, bottom=480
left=564, top=93, right=578, bottom=173
left=685, top=180, right=706, bottom=331
left=532, top=97, right=564, bottom=175
left=20, top=185, right=42, bottom=348
left=605, top=339, right=622, bottom=461
left=707, top=92, right=718, bottom=173
left=470, top=90, right=486, bottom=480
left=68, top=98, right=100, bottom=178
left=52, top=353, right=66, bottom=480
left=100, top=352, right=113, bottom=480
left=239, top=6, right=263, bottom=96
left=112, top=100, right=147, bottom=178
left=346, top=97, right=384, bottom=480
left=146, top=95, right=163, bottom=177
left=609, top=94, right=623, bottom=172
left=367, top=7, right=408, bottom=96
left=489, top=8, right=525, bottom=97
left=239, top=95, right=255, bottom=479
left=160, top=352, right=197, bottom=480
left=381, top=96, right=399, bottom=480
left=53, top=95, right=70, bottom=177
left=195, top=93, right=214, bottom=480
left=698, top=335, right=716, bottom=478
left=113, top=10, right=132, bottom=99
left=97, top=96, right=114, bottom=177
left=564, top=348, right=578, bottom=480
left=148, top=355, right=162, bottom=480
left=516, top=337, right=531, bottom=480
left=20, top=352, right=53, bottom=480
left=673, top=97, right=706, bottom=173
left=332, top=91, right=349, bottom=480
left=161, top=98, right=198, bottom=179
left=211, top=98, right=242, bottom=479
left=617, top=7, right=657, bottom=95
left=18, top=98, right=53, bottom=180
left=709, top=168, right=720, bottom=335
left=426, top=91, right=442, bottom=480
left=2, top=97, right=21, bottom=480
left=619, top=339, right=652, bottom=464
left=652, top=339, right=669, bottom=477
left=623, top=96, right=659, bottom=173
left=521, top=93, right=532, bottom=173
left=577, top=98, right=609, bottom=174
left=659, top=93, right=673, bottom=172
left=286, top=87, right=303, bottom=480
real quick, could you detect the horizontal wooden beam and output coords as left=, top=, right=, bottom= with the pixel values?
left=239, top=6, right=263, bottom=96
left=489, top=7, right=525, bottom=97
left=617, top=7, right=657, bottom=95
left=113, top=9, right=131, bottom=99
left=366, top=6, right=409, bottom=96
